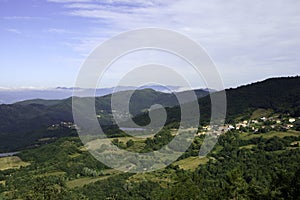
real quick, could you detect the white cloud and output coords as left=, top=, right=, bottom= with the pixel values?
left=4, top=16, right=35, bottom=20
left=64, top=36, right=107, bottom=52
left=3, top=16, right=47, bottom=20
left=47, top=0, right=300, bottom=87
left=0, top=86, right=10, bottom=90
left=64, top=3, right=107, bottom=9
left=47, top=28, right=68, bottom=34
left=47, top=0, right=92, bottom=3
left=5, top=28, right=22, bottom=34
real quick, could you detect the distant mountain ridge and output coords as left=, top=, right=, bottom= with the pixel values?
left=0, top=85, right=190, bottom=104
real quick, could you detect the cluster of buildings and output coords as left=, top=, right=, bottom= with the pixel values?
left=46, top=114, right=298, bottom=137
left=48, top=121, right=76, bottom=130
left=197, top=116, right=298, bottom=136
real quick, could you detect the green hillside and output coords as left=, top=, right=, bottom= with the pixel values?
left=1, top=77, right=300, bottom=152
left=134, top=76, right=300, bottom=125
left=0, top=126, right=299, bottom=199
left=0, top=89, right=208, bottom=152
left=0, top=77, right=299, bottom=199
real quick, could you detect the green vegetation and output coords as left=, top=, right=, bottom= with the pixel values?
left=0, top=89, right=208, bottom=152
left=240, top=130, right=300, bottom=140
left=172, top=156, right=209, bottom=170
left=66, top=174, right=117, bottom=189
left=0, top=156, right=30, bottom=171
left=0, top=126, right=299, bottom=199
left=250, top=108, right=273, bottom=119
left=1, top=77, right=300, bottom=152
left=0, top=77, right=299, bottom=199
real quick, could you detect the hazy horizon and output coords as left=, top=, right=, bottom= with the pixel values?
left=0, top=75, right=297, bottom=104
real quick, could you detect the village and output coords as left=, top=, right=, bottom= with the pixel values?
left=47, top=109, right=300, bottom=143
left=47, top=121, right=77, bottom=130
left=198, top=113, right=299, bottom=136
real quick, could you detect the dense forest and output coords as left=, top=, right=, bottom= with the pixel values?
left=0, top=128, right=299, bottom=199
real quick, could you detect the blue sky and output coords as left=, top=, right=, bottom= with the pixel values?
left=1, top=0, right=300, bottom=89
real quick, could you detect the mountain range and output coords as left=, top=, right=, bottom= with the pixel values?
left=0, top=85, right=191, bottom=104
left=0, top=76, right=299, bottom=152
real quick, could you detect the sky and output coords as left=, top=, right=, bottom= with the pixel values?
left=1, top=0, right=300, bottom=89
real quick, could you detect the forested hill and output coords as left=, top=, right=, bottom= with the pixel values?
left=196, top=76, right=299, bottom=122
left=0, top=76, right=299, bottom=152
left=0, top=89, right=208, bottom=152
left=225, top=76, right=300, bottom=118
left=199, top=76, right=300, bottom=120
left=135, top=76, right=300, bottom=125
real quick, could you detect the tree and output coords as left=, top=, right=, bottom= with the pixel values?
left=126, top=139, right=134, bottom=148
left=225, top=168, right=248, bottom=200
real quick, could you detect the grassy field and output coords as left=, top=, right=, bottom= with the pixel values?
left=66, top=169, right=120, bottom=188
left=250, top=108, right=273, bottom=119
left=66, top=176, right=112, bottom=188
left=239, top=144, right=256, bottom=150
left=69, top=153, right=81, bottom=158
left=290, top=141, right=300, bottom=146
left=173, top=156, right=209, bottom=171
left=240, top=130, right=300, bottom=140
left=128, top=170, right=175, bottom=188
left=86, top=137, right=146, bottom=150
left=211, top=145, right=224, bottom=154
left=0, top=156, right=30, bottom=171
